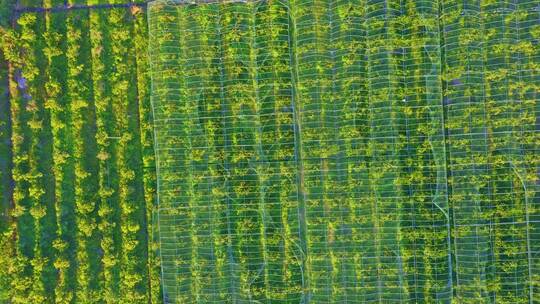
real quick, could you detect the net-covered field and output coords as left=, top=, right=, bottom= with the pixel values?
left=149, top=0, right=539, bottom=303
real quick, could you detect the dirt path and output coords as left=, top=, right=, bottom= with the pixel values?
left=0, top=60, right=12, bottom=221
left=0, top=2, right=18, bottom=222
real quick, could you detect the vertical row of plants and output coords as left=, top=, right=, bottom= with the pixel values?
left=181, top=4, right=221, bottom=301
left=107, top=8, right=150, bottom=302
left=220, top=2, right=268, bottom=301
left=511, top=2, right=539, bottom=300
left=172, top=5, right=198, bottom=301
left=6, top=11, right=77, bottom=304
left=5, top=14, right=37, bottom=303
left=481, top=1, right=538, bottom=302
left=365, top=0, right=409, bottom=301
left=1, top=12, right=60, bottom=303
left=322, top=1, right=349, bottom=301
left=147, top=1, right=185, bottom=300
left=192, top=4, right=234, bottom=301
left=13, top=12, right=59, bottom=303
left=397, top=1, right=451, bottom=301
left=481, top=2, right=526, bottom=302
left=0, top=13, right=15, bottom=301
left=516, top=1, right=540, bottom=298
left=396, top=1, right=419, bottom=299
left=333, top=0, right=370, bottom=301
left=248, top=4, right=272, bottom=299
left=336, top=3, right=368, bottom=299
left=22, top=12, right=51, bottom=303
left=440, top=1, right=491, bottom=301
left=290, top=0, right=336, bottom=300
left=132, top=6, right=163, bottom=303
left=65, top=6, right=102, bottom=302
left=254, top=0, right=303, bottom=300
left=89, top=4, right=158, bottom=302
left=439, top=0, right=517, bottom=301
left=43, top=4, right=78, bottom=302
left=88, top=4, right=122, bottom=302
left=439, top=1, right=539, bottom=301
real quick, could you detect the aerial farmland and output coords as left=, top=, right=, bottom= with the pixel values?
left=0, top=0, right=538, bottom=303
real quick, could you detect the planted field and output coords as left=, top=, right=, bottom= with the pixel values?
left=0, top=0, right=538, bottom=303
left=0, top=3, right=161, bottom=303
left=149, top=0, right=538, bottom=303
left=441, top=2, right=540, bottom=301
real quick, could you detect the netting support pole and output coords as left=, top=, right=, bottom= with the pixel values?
left=286, top=1, right=310, bottom=301
left=146, top=4, right=167, bottom=301
left=216, top=9, right=239, bottom=303
left=436, top=0, right=456, bottom=298
left=512, top=4, right=534, bottom=301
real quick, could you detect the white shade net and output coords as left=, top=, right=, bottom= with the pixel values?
left=148, top=0, right=539, bottom=303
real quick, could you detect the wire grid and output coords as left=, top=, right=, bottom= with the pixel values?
left=149, top=1, right=304, bottom=302
left=291, top=0, right=450, bottom=302
left=440, top=1, right=539, bottom=302
left=148, top=0, right=539, bottom=303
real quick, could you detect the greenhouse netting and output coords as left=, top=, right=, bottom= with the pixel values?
left=148, top=0, right=539, bottom=303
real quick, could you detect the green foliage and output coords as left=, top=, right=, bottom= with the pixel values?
left=1, top=5, right=161, bottom=304
left=0, top=0, right=537, bottom=303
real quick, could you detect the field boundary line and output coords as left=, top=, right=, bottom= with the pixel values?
left=14, top=2, right=149, bottom=13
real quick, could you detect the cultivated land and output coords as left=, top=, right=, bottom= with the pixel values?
left=0, top=1, right=161, bottom=302
left=0, top=0, right=539, bottom=303
left=149, top=0, right=539, bottom=303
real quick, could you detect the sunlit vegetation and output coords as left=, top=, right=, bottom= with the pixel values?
left=0, top=3, right=160, bottom=303
left=0, top=0, right=537, bottom=303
